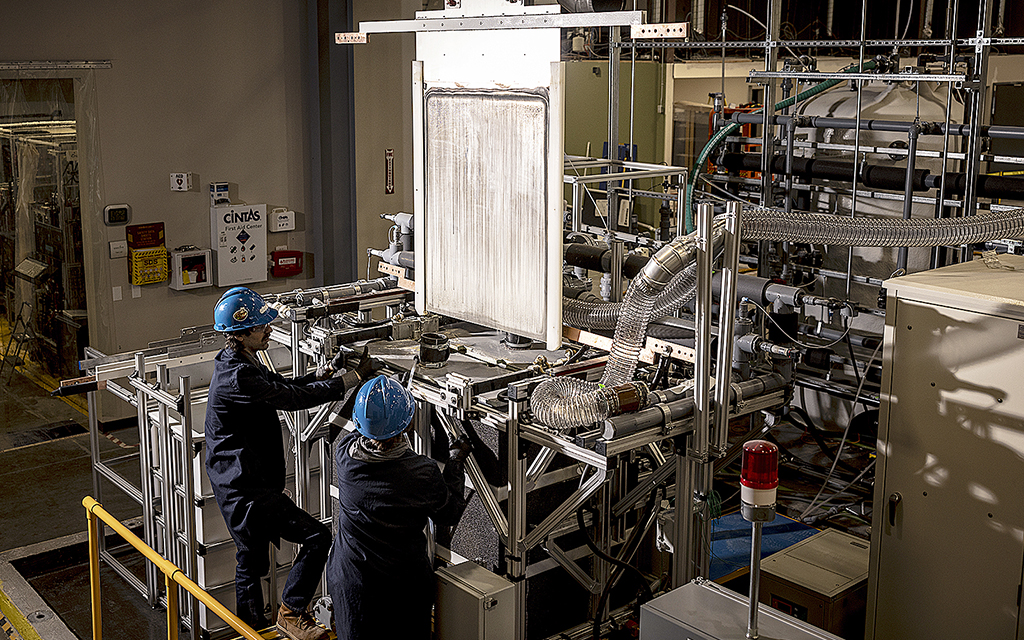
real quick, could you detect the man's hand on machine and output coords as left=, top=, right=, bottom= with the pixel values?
left=316, top=348, right=348, bottom=380
left=351, top=347, right=383, bottom=382
left=448, top=435, right=473, bottom=464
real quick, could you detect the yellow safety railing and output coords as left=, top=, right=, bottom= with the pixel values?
left=83, top=496, right=263, bottom=640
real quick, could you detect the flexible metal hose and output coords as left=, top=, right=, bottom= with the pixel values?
left=743, top=206, right=1024, bottom=246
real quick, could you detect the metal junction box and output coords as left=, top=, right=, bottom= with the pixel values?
left=759, top=528, right=869, bottom=639
left=868, top=253, right=1024, bottom=640
left=435, top=561, right=514, bottom=640
left=640, top=579, right=844, bottom=640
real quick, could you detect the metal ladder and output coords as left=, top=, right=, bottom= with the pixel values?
left=1, top=302, right=35, bottom=383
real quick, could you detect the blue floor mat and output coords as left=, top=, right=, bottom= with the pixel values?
left=709, top=510, right=818, bottom=582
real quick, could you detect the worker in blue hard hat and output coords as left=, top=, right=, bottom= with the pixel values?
left=327, top=374, right=471, bottom=640
left=204, top=287, right=380, bottom=640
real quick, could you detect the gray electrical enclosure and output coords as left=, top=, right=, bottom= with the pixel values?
left=868, top=253, right=1024, bottom=640
left=640, top=579, right=844, bottom=639
left=436, top=561, right=515, bottom=640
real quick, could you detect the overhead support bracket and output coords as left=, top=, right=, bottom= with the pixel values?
left=337, top=10, right=645, bottom=42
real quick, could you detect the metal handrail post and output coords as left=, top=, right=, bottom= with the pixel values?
left=166, top=573, right=179, bottom=640
left=87, top=506, right=102, bottom=640
left=714, top=202, right=742, bottom=455
left=83, top=497, right=263, bottom=640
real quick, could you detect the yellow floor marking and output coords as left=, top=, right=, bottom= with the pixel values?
left=0, top=580, right=41, bottom=640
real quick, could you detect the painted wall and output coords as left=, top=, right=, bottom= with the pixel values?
left=0, top=1, right=318, bottom=355
left=352, top=1, right=419, bottom=282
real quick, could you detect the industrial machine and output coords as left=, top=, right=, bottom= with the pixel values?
left=70, top=1, right=1024, bottom=639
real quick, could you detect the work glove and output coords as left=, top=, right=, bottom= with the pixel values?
left=448, top=435, right=473, bottom=464
left=316, top=349, right=348, bottom=380
left=352, top=347, right=383, bottom=382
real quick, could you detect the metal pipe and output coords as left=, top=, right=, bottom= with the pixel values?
left=897, top=122, right=921, bottom=271
left=729, top=112, right=1024, bottom=141
left=849, top=0, right=869, bottom=300
left=714, top=202, right=741, bottom=455
left=572, top=181, right=583, bottom=233
left=608, top=26, right=621, bottom=197
left=156, top=364, right=177, bottom=581
left=87, top=506, right=102, bottom=640
left=508, top=395, right=528, bottom=640
left=693, top=203, right=714, bottom=459
left=756, top=0, right=780, bottom=279
left=961, top=0, right=996, bottom=262
left=609, top=238, right=624, bottom=303
left=167, top=573, right=179, bottom=640
left=747, top=521, right=763, bottom=639
left=178, top=376, right=200, bottom=640
left=134, top=352, right=159, bottom=606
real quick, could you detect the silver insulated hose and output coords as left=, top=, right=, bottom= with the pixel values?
left=534, top=205, right=1024, bottom=431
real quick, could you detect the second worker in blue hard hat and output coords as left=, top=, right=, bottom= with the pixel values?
left=204, top=287, right=380, bottom=640
left=327, top=374, right=470, bottom=640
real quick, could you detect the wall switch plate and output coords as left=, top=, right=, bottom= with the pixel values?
left=170, top=172, right=193, bottom=191
left=112, top=286, right=122, bottom=301
left=109, top=240, right=128, bottom=259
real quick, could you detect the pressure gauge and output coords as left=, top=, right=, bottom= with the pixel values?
left=103, top=204, right=132, bottom=226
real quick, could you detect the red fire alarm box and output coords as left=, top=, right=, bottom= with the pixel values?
left=271, top=250, right=303, bottom=278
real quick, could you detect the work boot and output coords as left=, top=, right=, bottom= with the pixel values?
left=276, top=603, right=328, bottom=640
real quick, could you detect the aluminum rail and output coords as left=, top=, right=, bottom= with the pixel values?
left=748, top=69, right=966, bottom=83
left=83, top=497, right=263, bottom=640
left=346, top=10, right=644, bottom=36
left=434, top=410, right=510, bottom=544
left=713, top=202, right=741, bottom=455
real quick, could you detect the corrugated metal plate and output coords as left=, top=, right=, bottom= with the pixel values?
left=422, top=88, right=552, bottom=340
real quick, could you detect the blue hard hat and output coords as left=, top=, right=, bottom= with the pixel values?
left=213, top=287, right=278, bottom=332
left=353, top=375, right=416, bottom=440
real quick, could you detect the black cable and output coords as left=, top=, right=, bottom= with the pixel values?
left=786, top=406, right=861, bottom=474
left=565, top=345, right=590, bottom=365
left=576, top=506, right=653, bottom=606
left=587, top=486, right=661, bottom=640
left=844, top=332, right=867, bottom=411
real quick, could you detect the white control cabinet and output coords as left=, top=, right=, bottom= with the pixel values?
left=211, top=204, right=267, bottom=286
left=867, top=254, right=1024, bottom=640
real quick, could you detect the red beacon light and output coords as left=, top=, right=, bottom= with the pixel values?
left=740, top=440, right=779, bottom=508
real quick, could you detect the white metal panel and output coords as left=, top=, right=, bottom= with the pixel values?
left=883, top=253, right=1024, bottom=321
left=867, top=287, right=1024, bottom=640
left=413, top=11, right=563, bottom=348
left=418, top=27, right=560, bottom=88
left=422, top=89, right=551, bottom=341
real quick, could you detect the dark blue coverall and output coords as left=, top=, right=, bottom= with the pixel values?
left=327, top=431, right=466, bottom=640
left=205, top=347, right=358, bottom=627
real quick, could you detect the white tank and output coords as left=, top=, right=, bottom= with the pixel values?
left=790, top=81, right=960, bottom=319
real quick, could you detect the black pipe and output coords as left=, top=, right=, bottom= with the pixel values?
left=720, top=152, right=1024, bottom=200
left=729, top=112, right=1024, bottom=141
left=564, top=242, right=649, bottom=279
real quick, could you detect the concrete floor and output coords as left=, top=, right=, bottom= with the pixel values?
left=0, top=352, right=164, bottom=640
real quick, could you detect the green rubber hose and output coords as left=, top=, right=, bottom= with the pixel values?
left=683, top=59, right=879, bottom=233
